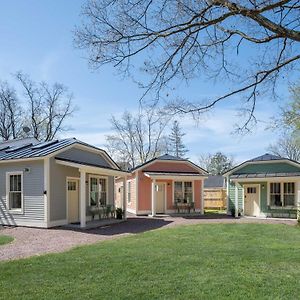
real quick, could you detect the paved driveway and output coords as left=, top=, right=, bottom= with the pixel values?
left=0, top=215, right=297, bottom=261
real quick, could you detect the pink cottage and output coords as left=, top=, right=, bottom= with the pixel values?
left=116, top=154, right=208, bottom=216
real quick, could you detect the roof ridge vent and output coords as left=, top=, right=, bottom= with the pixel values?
left=32, top=140, right=59, bottom=150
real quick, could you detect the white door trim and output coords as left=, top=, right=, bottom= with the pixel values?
left=66, top=177, right=80, bottom=223
left=156, top=182, right=166, bottom=214
left=243, top=184, right=261, bottom=216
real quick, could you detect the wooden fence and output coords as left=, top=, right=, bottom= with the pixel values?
left=204, top=188, right=227, bottom=210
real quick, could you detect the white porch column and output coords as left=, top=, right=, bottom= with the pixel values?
left=151, top=179, right=156, bottom=217
left=123, top=176, right=127, bottom=220
left=80, top=170, right=86, bottom=228
left=235, top=182, right=239, bottom=218
left=200, top=180, right=204, bottom=215
left=226, top=176, right=230, bottom=215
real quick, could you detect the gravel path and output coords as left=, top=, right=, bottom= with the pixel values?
left=0, top=215, right=297, bottom=261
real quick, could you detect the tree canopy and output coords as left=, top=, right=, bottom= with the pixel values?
left=199, top=152, right=235, bottom=174
left=0, top=72, right=75, bottom=141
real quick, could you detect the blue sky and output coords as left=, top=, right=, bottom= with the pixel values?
left=0, top=1, right=287, bottom=163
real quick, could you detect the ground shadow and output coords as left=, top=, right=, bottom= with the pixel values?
left=56, top=217, right=174, bottom=236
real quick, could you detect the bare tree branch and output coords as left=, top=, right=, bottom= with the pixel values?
left=75, top=0, right=300, bottom=132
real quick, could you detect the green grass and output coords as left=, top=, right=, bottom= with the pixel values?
left=0, top=235, right=13, bottom=246
left=1, top=224, right=300, bottom=299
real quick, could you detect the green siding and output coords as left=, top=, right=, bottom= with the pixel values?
left=228, top=181, right=243, bottom=212
left=233, top=162, right=300, bottom=175
left=228, top=180, right=297, bottom=219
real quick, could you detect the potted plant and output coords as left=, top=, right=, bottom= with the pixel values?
left=116, top=207, right=123, bottom=219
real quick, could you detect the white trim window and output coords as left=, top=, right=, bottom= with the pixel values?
left=127, top=181, right=131, bottom=203
left=89, top=176, right=107, bottom=206
left=283, top=182, right=295, bottom=206
left=269, top=182, right=295, bottom=208
left=7, top=172, right=23, bottom=212
left=174, top=181, right=193, bottom=203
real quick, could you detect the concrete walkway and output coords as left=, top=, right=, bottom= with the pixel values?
left=0, top=215, right=297, bottom=261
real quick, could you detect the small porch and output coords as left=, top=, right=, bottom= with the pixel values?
left=229, top=176, right=300, bottom=219
left=56, top=158, right=129, bottom=228
left=143, top=172, right=206, bottom=217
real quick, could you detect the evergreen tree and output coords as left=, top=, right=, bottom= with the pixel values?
left=201, top=152, right=235, bottom=175
left=169, top=120, right=188, bottom=158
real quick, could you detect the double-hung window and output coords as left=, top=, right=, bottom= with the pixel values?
left=174, top=181, right=193, bottom=203
left=269, top=182, right=295, bottom=208
left=7, top=172, right=23, bottom=212
left=90, top=176, right=107, bottom=206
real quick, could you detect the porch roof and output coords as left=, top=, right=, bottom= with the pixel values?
left=55, top=157, right=129, bottom=177
left=144, top=171, right=207, bottom=180
left=230, top=172, right=300, bottom=182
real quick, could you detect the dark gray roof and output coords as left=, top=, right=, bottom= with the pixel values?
left=204, top=175, right=225, bottom=188
left=156, top=154, right=186, bottom=161
left=144, top=171, right=205, bottom=177
left=131, top=153, right=208, bottom=174
left=55, top=157, right=127, bottom=172
left=0, top=138, right=76, bottom=161
left=249, top=153, right=284, bottom=162
left=0, top=138, right=119, bottom=170
left=230, top=172, right=300, bottom=179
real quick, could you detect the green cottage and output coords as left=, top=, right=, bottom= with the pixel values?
left=224, top=154, right=300, bottom=219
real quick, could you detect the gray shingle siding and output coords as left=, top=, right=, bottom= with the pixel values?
left=0, top=160, right=45, bottom=226
left=56, top=147, right=111, bottom=168
left=49, top=157, right=80, bottom=222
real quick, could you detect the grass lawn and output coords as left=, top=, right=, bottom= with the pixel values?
left=0, top=235, right=13, bottom=246
left=0, top=224, right=300, bottom=299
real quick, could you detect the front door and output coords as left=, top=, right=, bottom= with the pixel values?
left=244, top=185, right=260, bottom=216
left=67, top=179, right=79, bottom=223
left=156, top=183, right=165, bottom=213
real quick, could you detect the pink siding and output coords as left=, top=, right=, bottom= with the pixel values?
left=116, top=160, right=204, bottom=214
left=144, top=161, right=199, bottom=173
left=138, top=171, right=152, bottom=211
left=115, top=174, right=137, bottom=211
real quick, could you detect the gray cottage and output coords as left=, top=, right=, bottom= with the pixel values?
left=0, top=138, right=128, bottom=228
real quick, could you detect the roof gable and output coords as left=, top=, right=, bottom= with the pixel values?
left=232, top=162, right=300, bottom=175
left=131, top=154, right=207, bottom=175
left=225, top=153, right=300, bottom=176
left=55, top=147, right=112, bottom=169
left=248, top=153, right=283, bottom=162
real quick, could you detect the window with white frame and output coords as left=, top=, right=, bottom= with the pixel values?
left=127, top=181, right=131, bottom=203
left=90, top=177, right=107, bottom=206
left=7, top=173, right=23, bottom=211
left=269, top=182, right=295, bottom=207
left=174, top=181, right=193, bottom=203
left=284, top=182, right=295, bottom=206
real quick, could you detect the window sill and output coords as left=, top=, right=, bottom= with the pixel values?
left=269, top=206, right=297, bottom=210
left=8, top=209, right=23, bottom=215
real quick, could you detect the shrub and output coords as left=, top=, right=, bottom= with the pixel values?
left=116, top=208, right=123, bottom=219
